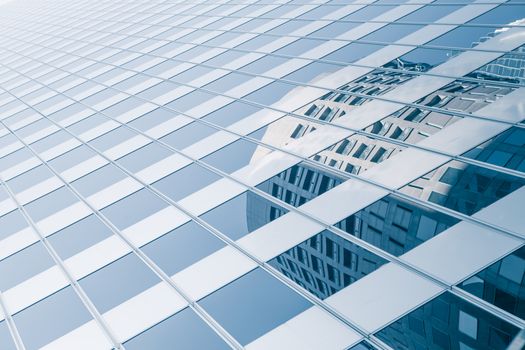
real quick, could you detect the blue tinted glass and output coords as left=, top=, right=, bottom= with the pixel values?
left=0, top=321, right=16, bottom=350
left=236, top=35, right=278, bottom=51
left=203, top=72, right=252, bottom=94
left=323, top=43, right=383, bottom=63
left=399, top=5, right=461, bottom=22
left=0, top=242, right=54, bottom=291
left=166, top=90, right=216, bottom=113
left=200, top=191, right=288, bottom=241
left=202, top=101, right=261, bottom=128
left=470, top=4, right=525, bottom=25
left=14, top=286, right=92, bottom=350
left=48, top=145, right=97, bottom=173
left=275, top=38, right=326, bottom=56
left=284, top=61, right=342, bottom=84
left=116, top=142, right=172, bottom=173
left=244, top=81, right=297, bottom=106
left=124, top=308, right=230, bottom=349
left=47, top=214, right=113, bottom=259
left=240, top=55, right=289, bottom=75
left=6, top=165, right=54, bottom=194
left=363, top=24, right=424, bottom=43
left=141, top=221, right=224, bottom=275
left=459, top=246, right=525, bottom=319
left=335, top=194, right=459, bottom=256
left=201, top=139, right=269, bottom=174
left=256, top=162, right=345, bottom=208
left=267, top=20, right=307, bottom=35
left=101, top=188, right=169, bottom=229
left=392, top=47, right=462, bottom=70
left=269, top=230, right=386, bottom=300
left=160, top=121, right=217, bottom=150
left=0, top=209, right=28, bottom=241
left=79, top=253, right=160, bottom=313
left=375, top=292, right=519, bottom=350
left=343, top=5, right=395, bottom=21
left=24, top=187, right=78, bottom=222
left=312, top=21, right=360, bottom=39
left=71, top=164, right=127, bottom=197
left=128, top=107, right=180, bottom=133
left=152, top=163, right=220, bottom=202
left=429, top=26, right=503, bottom=49
left=89, top=126, right=136, bottom=152
left=199, top=268, right=312, bottom=345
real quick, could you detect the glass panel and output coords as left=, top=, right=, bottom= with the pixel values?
left=199, top=191, right=288, bottom=241
left=335, top=194, right=460, bottom=256
left=322, top=43, right=384, bottom=64
left=88, top=126, right=137, bottom=152
left=100, top=188, right=169, bottom=229
left=71, top=163, right=128, bottom=197
left=459, top=245, right=525, bottom=320
left=200, top=139, right=272, bottom=174
left=269, top=229, right=387, bottom=300
left=400, top=160, right=525, bottom=216
left=201, top=100, right=261, bottom=128
left=0, top=242, right=54, bottom=291
left=375, top=292, right=519, bottom=350
left=79, top=252, right=160, bottom=313
left=13, top=286, right=92, bottom=350
left=160, top=121, right=217, bottom=150
left=141, top=221, right=224, bottom=276
left=48, top=145, right=98, bottom=174
left=152, top=163, right=220, bottom=202
left=462, top=127, right=525, bottom=172
left=47, top=214, right=113, bottom=260
left=127, top=107, right=180, bottom=133
left=256, top=162, right=345, bottom=208
left=466, top=44, right=525, bottom=84
left=0, top=209, right=29, bottom=242
left=362, top=24, right=424, bottom=43
left=398, top=5, right=462, bottom=23
left=24, top=186, right=79, bottom=222
left=116, top=142, right=173, bottom=173
left=6, top=165, right=54, bottom=194
left=199, top=268, right=312, bottom=345
left=0, top=321, right=16, bottom=350
left=124, top=308, right=230, bottom=349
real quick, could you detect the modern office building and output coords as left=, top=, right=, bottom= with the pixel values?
left=0, top=0, right=523, bottom=349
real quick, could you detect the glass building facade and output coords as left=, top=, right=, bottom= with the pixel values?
left=0, top=0, right=523, bottom=349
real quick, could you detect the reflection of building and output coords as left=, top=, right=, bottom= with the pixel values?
left=268, top=230, right=386, bottom=300
left=401, top=160, right=525, bottom=216
left=376, top=292, right=519, bottom=350
left=469, top=39, right=525, bottom=84
left=460, top=246, right=525, bottom=320
left=336, top=194, right=459, bottom=257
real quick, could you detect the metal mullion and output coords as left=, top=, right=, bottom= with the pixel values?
left=0, top=118, right=243, bottom=350
left=0, top=159, right=125, bottom=350
left=2, top=48, right=525, bottom=248
left=2, top=18, right=525, bottom=92
left=0, top=292, right=26, bottom=350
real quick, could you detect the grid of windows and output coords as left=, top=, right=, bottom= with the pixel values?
left=0, top=0, right=523, bottom=349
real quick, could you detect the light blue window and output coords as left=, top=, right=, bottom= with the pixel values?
left=0, top=148, right=34, bottom=174
left=174, top=46, right=210, bottom=61
left=236, top=35, right=278, bottom=52
left=0, top=209, right=28, bottom=241
left=0, top=321, right=16, bottom=350
left=141, top=221, right=224, bottom=275
left=166, top=90, right=218, bottom=113
left=67, top=113, right=110, bottom=135
left=79, top=253, right=160, bottom=313
left=13, top=286, right=92, bottom=350
left=47, top=214, right=113, bottom=260
left=160, top=121, right=217, bottom=150
left=48, top=145, right=97, bottom=173
left=0, top=242, right=54, bottom=291
left=124, top=308, right=230, bottom=349
left=299, top=4, right=345, bottom=19
left=203, top=32, right=240, bottom=47
left=199, top=268, right=312, bottom=345
left=201, top=139, right=270, bottom=174
left=204, top=50, right=244, bottom=67
left=284, top=61, right=342, bottom=84
left=101, top=96, right=144, bottom=119
left=275, top=38, right=326, bottom=56
left=113, top=74, right=158, bottom=95
left=239, top=55, right=288, bottom=75
left=71, top=164, right=127, bottom=197
left=394, top=47, right=463, bottom=69
left=323, top=43, right=383, bottom=63
left=152, top=163, right=220, bottom=202
left=470, top=4, right=525, bottom=25
left=17, top=118, right=52, bottom=139
left=263, top=5, right=301, bottom=18
left=6, top=165, right=54, bottom=194
left=24, top=186, right=79, bottom=222
left=267, top=20, right=308, bottom=35
left=428, top=26, right=502, bottom=49
left=343, top=5, right=395, bottom=21
left=30, top=130, right=72, bottom=154
left=199, top=191, right=288, bottom=241
left=244, top=81, right=297, bottom=106
left=312, top=21, right=360, bottom=39
left=128, top=107, right=180, bottom=132
left=101, top=188, right=169, bottom=229
left=203, top=72, right=252, bottom=94
left=202, top=100, right=261, bottom=128
left=116, top=142, right=172, bottom=173
left=363, top=24, right=424, bottom=43
left=233, top=18, right=271, bottom=32
left=398, top=5, right=461, bottom=22
left=88, top=126, right=137, bottom=152
left=170, top=65, right=214, bottom=84
left=137, top=81, right=180, bottom=102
